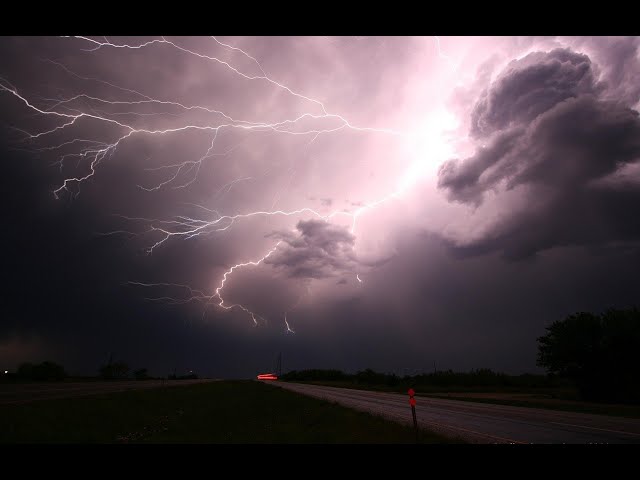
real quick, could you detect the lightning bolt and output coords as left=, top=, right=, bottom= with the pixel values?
left=281, top=283, right=313, bottom=334
left=128, top=242, right=282, bottom=326
left=213, top=241, right=282, bottom=324
left=433, top=36, right=458, bottom=69
left=2, top=36, right=453, bottom=330
left=284, top=313, right=295, bottom=334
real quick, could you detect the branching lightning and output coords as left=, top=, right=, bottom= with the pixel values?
left=213, top=241, right=282, bottom=325
left=1, top=36, right=454, bottom=331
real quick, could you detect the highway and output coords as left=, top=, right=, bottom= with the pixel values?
left=274, top=382, right=640, bottom=444
left=0, top=379, right=214, bottom=405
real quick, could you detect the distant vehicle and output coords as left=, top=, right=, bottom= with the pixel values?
left=257, top=373, right=278, bottom=380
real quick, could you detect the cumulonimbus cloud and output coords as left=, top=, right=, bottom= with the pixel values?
left=438, top=46, right=640, bottom=259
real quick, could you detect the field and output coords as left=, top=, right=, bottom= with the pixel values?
left=0, top=380, right=454, bottom=443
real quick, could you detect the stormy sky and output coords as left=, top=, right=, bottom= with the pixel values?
left=1, top=36, right=639, bottom=378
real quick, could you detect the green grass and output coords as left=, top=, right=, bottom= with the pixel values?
left=286, top=380, right=640, bottom=419
left=0, top=380, right=454, bottom=443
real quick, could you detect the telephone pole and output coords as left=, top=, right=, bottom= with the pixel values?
left=276, top=352, right=282, bottom=377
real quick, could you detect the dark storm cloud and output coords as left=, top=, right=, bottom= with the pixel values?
left=438, top=46, right=640, bottom=258
left=469, top=49, right=600, bottom=138
left=437, top=126, right=524, bottom=205
left=575, top=36, right=640, bottom=107
left=3, top=36, right=640, bottom=381
left=265, top=219, right=358, bottom=279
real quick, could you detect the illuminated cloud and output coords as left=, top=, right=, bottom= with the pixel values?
left=265, top=220, right=358, bottom=279
left=438, top=47, right=640, bottom=258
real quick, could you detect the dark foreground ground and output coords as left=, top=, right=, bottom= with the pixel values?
left=0, top=380, right=453, bottom=443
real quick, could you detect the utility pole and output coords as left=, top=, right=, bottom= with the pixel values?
left=276, top=352, right=282, bottom=377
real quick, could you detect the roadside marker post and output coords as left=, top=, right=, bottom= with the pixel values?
left=408, top=388, right=419, bottom=443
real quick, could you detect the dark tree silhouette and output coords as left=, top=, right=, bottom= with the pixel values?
left=133, top=368, right=150, bottom=380
left=99, top=361, right=130, bottom=380
left=537, top=308, right=640, bottom=403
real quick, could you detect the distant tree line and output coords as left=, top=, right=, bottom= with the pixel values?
left=0, top=360, right=155, bottom=382
left=15, top=361, right=67, bottom=381
left=98, top=355, right=159, bottom=380
left=2, top=359, right=200, bottom=383
left=281, top=368, right=561, bottom=389
left=98, top=360, right=197, bottom=380
left=167, top=372, right=199, bottom=380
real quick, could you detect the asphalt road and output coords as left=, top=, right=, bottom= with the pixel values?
left=0, top=379, right=214, bottom=405
left=274, top=382, right=640, bottom=444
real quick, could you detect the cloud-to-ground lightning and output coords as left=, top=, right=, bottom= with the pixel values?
left=284, top=313, right=295, bottom=334
left=1, top=36, right=454, bottom=330
left=212, top=241, right=282, bottom=325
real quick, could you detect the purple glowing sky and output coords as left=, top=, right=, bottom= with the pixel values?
left=1, top=36, right=639, bottom=377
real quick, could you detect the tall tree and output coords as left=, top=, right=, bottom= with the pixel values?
left=537, top=308, right=640, bottom=403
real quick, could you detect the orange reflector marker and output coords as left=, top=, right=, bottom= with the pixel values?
left=408, top=387, right=418, bottom=442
